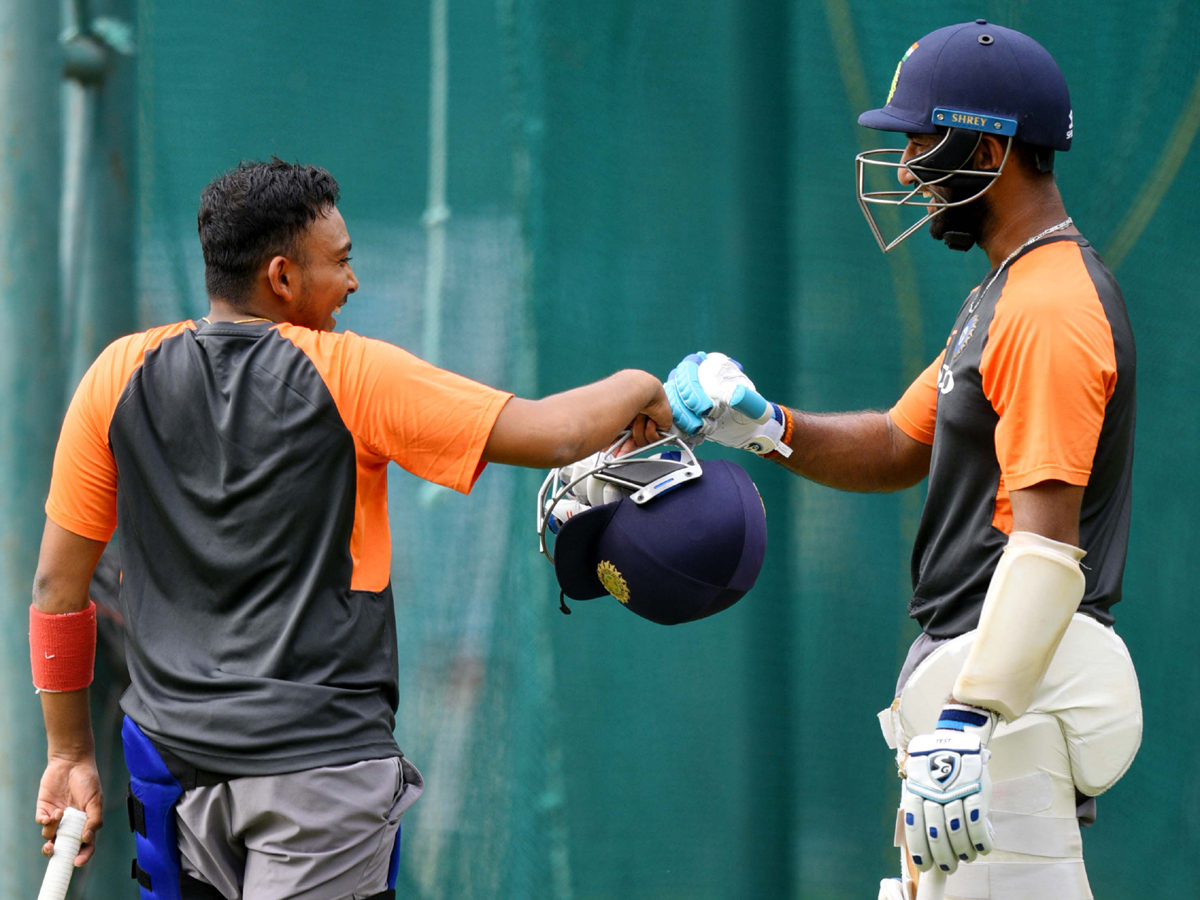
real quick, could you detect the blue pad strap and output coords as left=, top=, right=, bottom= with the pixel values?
left=122, top=716, right=185, bottom=900
left=386, top=822, right=403, bottom=889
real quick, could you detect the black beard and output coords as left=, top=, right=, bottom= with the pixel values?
left=929, top=191, right=991, bottom=251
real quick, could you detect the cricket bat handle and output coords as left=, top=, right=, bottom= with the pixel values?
left=37, top=807, right=86, bottom=900
left=915, top=867, right=947, bottom=900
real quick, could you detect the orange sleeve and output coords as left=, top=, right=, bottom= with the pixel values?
left=889, top=351, right=944, bottom=445
left=980, top=244, right=1117, bottom=491
left=280, top=326, right=512, bottom=493
left=45, top=323, right=196, bottom=540
left=45, top=351, right=121, bottom=541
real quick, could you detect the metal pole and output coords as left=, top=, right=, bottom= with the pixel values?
left=418, top=0, right=451, bottom=509
left=62, top=1, right=137, bottom=390
left=422, top=0, right=450, bottom=368
left=0, top=1, right=65, bottom=896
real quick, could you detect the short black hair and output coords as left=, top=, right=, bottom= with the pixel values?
left=1012, top=139, right=1055, bottom=175
left=198, top=158, right=340, bottom=303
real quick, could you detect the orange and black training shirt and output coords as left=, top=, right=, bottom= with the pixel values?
left=46, top=319, right=512, bottom=775
left=889, top=236, right=1135, bottom=639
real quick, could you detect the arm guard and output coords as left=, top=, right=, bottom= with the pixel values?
left=953, top=531, right=1085, bottom=721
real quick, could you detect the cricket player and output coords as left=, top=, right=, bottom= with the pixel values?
left=666, top=22, right=1141, bottom=900
left=31, top=159, right=671, bottom=899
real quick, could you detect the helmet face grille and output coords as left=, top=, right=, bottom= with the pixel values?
left=537, top=430, right=702, bottom=564
left=854, top=129, right=1011, bottom=253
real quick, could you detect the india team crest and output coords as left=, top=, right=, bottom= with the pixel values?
left=952, top=314, right=978, bottom=360
left=887, top=42, right=919, bottom=104
left=597, top=560, right=630, bottom=604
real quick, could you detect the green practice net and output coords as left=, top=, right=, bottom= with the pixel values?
left=22, top=0, right=1200, bottom=897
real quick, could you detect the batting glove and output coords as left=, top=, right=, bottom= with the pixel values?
left=902, top=704, right=997, bottom=876
left=665, top=351, right=791, bottom=457
left=664, top=352, right=711, bottom=436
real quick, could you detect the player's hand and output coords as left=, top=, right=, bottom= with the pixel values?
left=902, top=728, right=993, bottom=876
left=638, top=380, right=673, bottom=442
left=36, top=753, right=102, bottom=866
left=615, top=379, right=671, bottom=456
left=666, top=351, right=791, bottom=456
left=616, top=414, right=662, bottom=457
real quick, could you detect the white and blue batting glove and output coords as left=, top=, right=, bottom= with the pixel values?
left=665, top=351, right=792, bottom=457
left=902, top=704, right=997, bottom=876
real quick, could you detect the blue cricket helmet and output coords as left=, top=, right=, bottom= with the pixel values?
left=549, top=458, right=767, bottom=626
left=860, top=20, right=1072, bottom=150
left=855, top=21, right=1072, bottom=252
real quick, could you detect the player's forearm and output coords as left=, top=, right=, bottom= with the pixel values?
left=40, top=691, right=95, bottom=760
left=32, top=523, right=107, bottom=759
left=773, top=409, right=931, bottom=491
left=33, top=570, right=91, bottom=615
left=484, top=370, right=667, bottom=468
left=547, top=369, right=668, bottom=462
left=34, top=571, right=96, bottom=758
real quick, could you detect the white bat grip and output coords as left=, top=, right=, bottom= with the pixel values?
left=915, top=867, right=947, bottom=900
left=37, top=806, right=86, bottom=900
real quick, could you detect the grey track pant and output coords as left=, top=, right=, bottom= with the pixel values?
left=175, top=756, right=425, bottom=900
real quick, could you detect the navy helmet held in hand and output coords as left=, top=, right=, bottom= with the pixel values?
left=539, top=442, right=767, bottom=626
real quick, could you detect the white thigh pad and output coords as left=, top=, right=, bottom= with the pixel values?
left=892, top=614, right=1142, bottom=799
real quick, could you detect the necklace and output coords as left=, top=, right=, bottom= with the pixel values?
left=199, top=316, right=272, bottom=325
left=968, top=217, right=1073, bottom=314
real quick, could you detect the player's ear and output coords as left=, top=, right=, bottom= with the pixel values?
left=266, top=255, right=294, bottom=303
left=975, top=135, right=1007, bottom=172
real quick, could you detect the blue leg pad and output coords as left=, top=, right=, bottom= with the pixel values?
left=123, top=716, right=185, bottom=900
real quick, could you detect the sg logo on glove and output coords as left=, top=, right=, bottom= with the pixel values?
left=929, top=751, right=960, bottom=785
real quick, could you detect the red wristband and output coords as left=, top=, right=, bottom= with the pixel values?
left=30, top=601, right=97, bottom=692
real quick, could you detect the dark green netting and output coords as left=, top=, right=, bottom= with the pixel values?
left=5, top=1, right=1199, bottom=897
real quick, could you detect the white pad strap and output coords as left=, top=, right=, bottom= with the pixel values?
left=990, top=773, right=1052, bottom=816
left=879, top=704, right=899, bottom=750
left=953, top=532, right=1086, bottom=721
left=945, top=860, right=1092, bottom=900
left=987, top=811, right=1081, bottom=859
